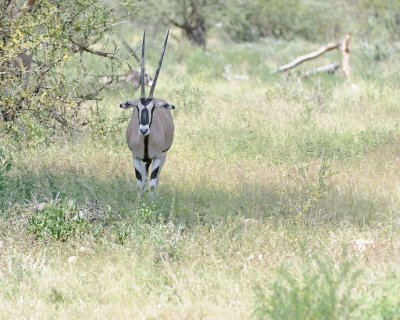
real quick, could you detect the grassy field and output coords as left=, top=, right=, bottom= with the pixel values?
left=1, top=29, right=400, bottom=319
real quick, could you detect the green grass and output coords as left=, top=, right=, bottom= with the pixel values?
left=1, top=24, right=400, bottom=319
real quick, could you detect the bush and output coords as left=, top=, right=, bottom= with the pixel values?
left=361, top=274, right=400, bottom=319
left=0, top=0, right=132, bottom=141
left=223, top=0, right=400, bottom=43
left=0, top=146, right=12, bottom=193
left=28, top=200, right=90, bottom=241
left=253, top=258, right=360, bottom=320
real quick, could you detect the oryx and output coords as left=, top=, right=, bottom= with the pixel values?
left=120, top=29, right=175, bottom=195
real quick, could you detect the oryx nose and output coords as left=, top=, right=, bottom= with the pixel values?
left=140, top=128, right=149, bottom=135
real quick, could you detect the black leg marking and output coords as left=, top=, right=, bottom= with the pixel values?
left=135, top=169, right=142, bottom=181
left=151, top=166, right=160, bottom=180
left=145, top=159, right=152, bottom=175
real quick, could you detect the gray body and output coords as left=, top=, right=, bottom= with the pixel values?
left=119, top=29, right=173, bottom=196
left=120, top=97, right=175, bottom=195
left=126, top=99, right=174, bottom=159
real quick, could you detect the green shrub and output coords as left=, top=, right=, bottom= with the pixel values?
left=253, top=258, right=360, bottom=320
left=171, top=85, right=205, bottom=116
left=0, top=0, right=132, bottom=141
left=28, top=200, right=90, bottom=241
left=364, top=278, right=400, bottom=320
left=0, top=146, right=12, bottom=193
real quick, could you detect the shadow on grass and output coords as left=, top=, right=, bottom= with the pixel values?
left=0, top=166, right=391, bottom=229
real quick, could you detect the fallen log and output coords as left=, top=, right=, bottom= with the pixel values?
left=274, top=33, right=352, bottom=79
left=301, top=63, right=340, bottom=78
left=273, top=42, right=339, bottom=73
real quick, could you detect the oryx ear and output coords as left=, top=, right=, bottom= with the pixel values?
left=120, top=100, right=138, bottom=109
left=153, top=99, right=175, bottom=110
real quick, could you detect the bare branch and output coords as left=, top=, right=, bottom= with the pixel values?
left=118, top=35, right=140, bottom=63
left=0, top=0, right=15, bottom=20
left=274, top=42, right=340, bottom=73
left=170, top=18, right=185, bottom=29
left=68, top=37, right=117, bottom=59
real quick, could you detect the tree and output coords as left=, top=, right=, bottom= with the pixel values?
left=0, top=0, right=131, bottom=137
left=170, top=0, right=207, bottom=48
left=135, top=0, right=224, bottom=48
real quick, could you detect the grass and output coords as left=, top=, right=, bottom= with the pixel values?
left=1, top=26, right=400, bottom=319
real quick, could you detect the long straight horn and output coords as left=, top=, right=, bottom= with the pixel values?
left=140, top=29, right=146, bottom=99
left=148, top=28, right=170, bottom=99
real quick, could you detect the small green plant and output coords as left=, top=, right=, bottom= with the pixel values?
left=172, top=85, right=205, bottom=115
left=88, top=102, right=129, bottom=140
left=150, top=221, right=184, bottom=262
left=297, top=156, right=331, bottom=219
left=253, top=258, right=360, bottom=320
left=363, top=276, right=400, bottom=319
left=136, top=202, right=158, bottom=224
left=0, top=146, right=12, bottom=192
left=111, top=203, right=158, bottom=245
left=28, top=200, right=89, bottom=241
left=47, top=288, right=66, bottom=307
left=113, top=221, right=135, bottom=245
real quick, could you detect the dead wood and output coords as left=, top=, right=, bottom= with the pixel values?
left=301, top=63, right=340, bottom=78
left=274, top=42, right=339, bottom=73
left=340, top=33, right=351, bottom=78
left=274, top=33, right=352, bottom=80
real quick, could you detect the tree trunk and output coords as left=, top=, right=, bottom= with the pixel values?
left=170, top=0, right=207, bottom=48
left=341, top=33, right=351, bottom=78
left=183, top=14, right=206, bottom=48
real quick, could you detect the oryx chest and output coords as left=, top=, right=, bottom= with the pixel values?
left=126, top=108, right=174, bottom=160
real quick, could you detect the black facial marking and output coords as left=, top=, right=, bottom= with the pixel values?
left=141, top=108, right=149, bottom=125
left=151, top=166, right=160, bottom=180
left=140, top=98, right=152, bottom=106
left=135, top=169, right=142, bottom=181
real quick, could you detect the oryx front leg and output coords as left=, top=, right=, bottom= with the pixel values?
left=133, top=157, right=147, bottom=194
left=149, top=152, right=167, bottom=195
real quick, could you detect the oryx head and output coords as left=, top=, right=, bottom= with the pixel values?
left=120, top=29, right=174, bottom=136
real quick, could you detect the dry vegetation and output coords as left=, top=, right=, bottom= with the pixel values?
left=1, top=8, right=400, bottom=320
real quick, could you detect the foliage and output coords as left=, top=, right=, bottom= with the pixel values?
left=253, top=258, right=361, bottom=320
left=0, top=0, right=400, bottom=317
left=364, top=278, right=400, bottom=319
left=28, top=199, right=90, bottom=241
left=358, top=0, right=400, bottom=40
left=223, top=0, right=341, bottom=41
left=135, top=0, right=224, bottom=47
left=0, top=0, right=131, bottom=140
left=225, top=0, right=400, bottom=42
left=135, top=0, right=400, bottom=44
left=171, top=84, right=204, bottom=115
left=0, top=146, right=12, bottom=192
